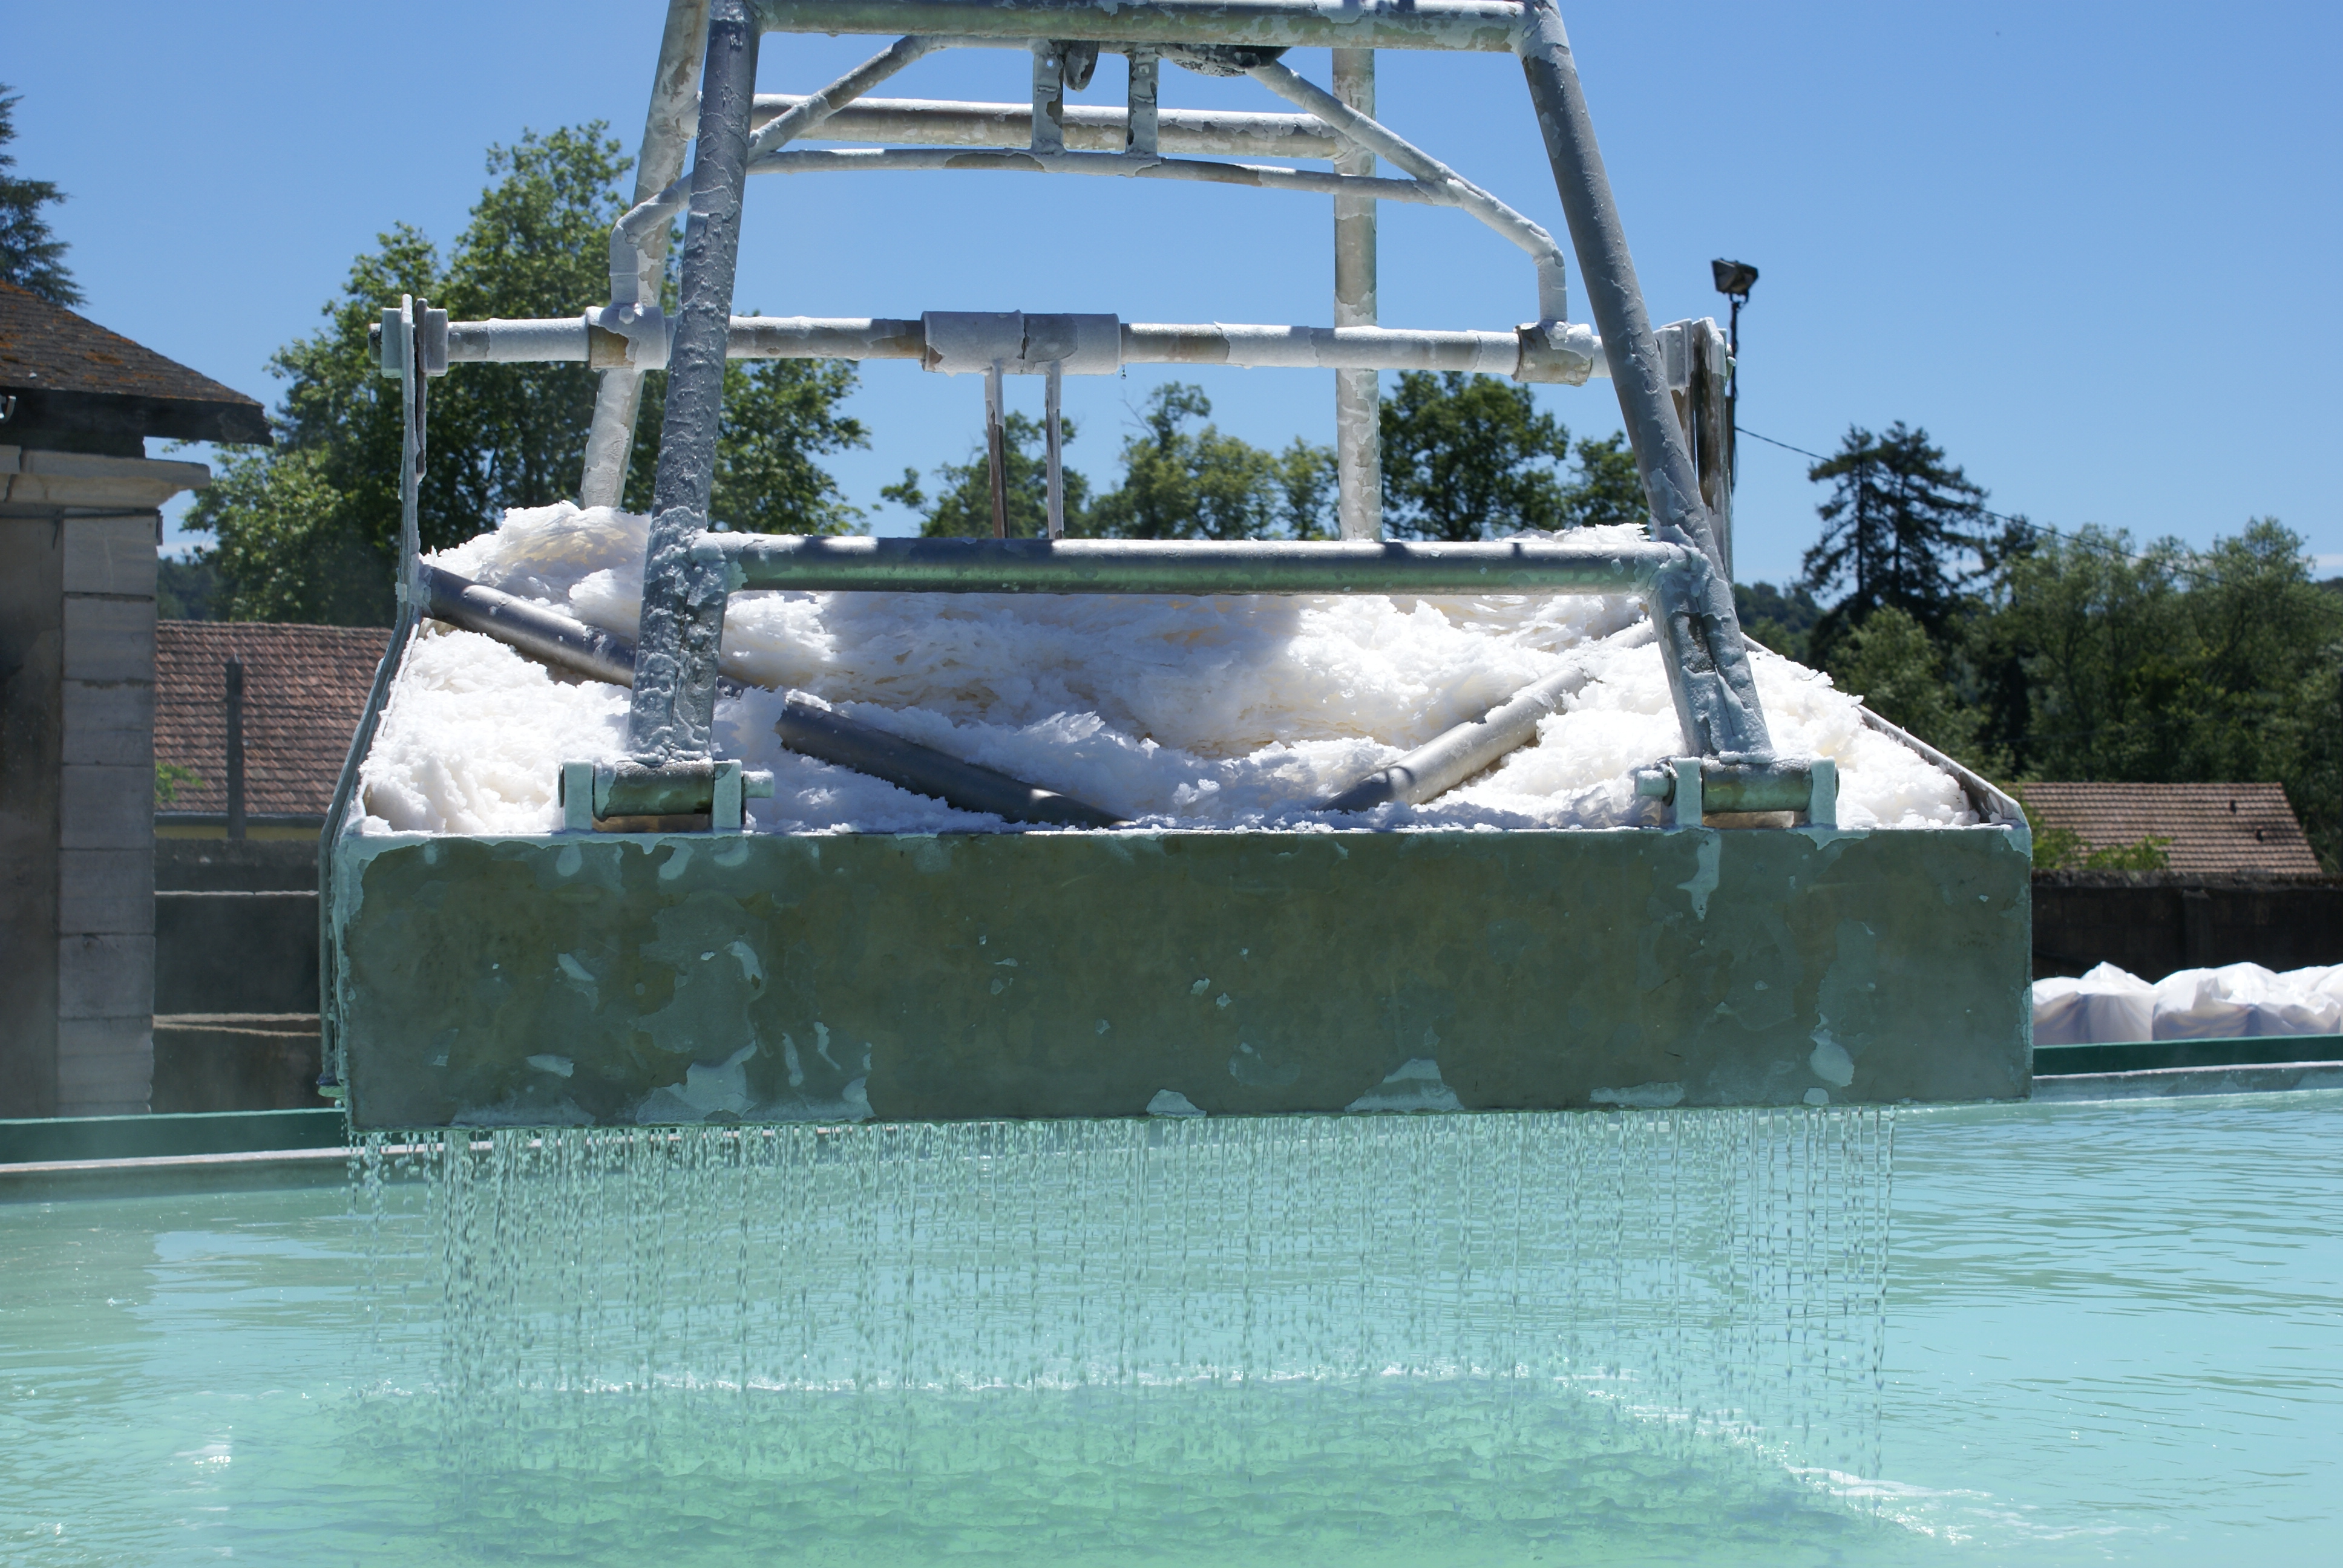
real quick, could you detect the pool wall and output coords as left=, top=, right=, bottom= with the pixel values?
left=332, top=823, right=2030, bottom=1128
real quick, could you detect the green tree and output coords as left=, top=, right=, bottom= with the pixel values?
left=188, top=125, right=864, bottom=623
left=1379, top=372, right=1573, bottom=541
left=1830, top=604, right=1982, bottom=761
left=697, top=358, right=867, bottom=535
left=1799, top=422, right=1994, bottom=665
left=883, top=411, right=1092, bottom=538
left=1377, top=375, right=1650, bottom=540
left=1734, top=580, right=1821, bottom=662
left=0, top=85, right=79, bottom=305
left=1088, top=384, right=1332, bottom=541
left=1988, top=520, right=2343, bottom=787
left=1558, top=432, right=1649, bottom=529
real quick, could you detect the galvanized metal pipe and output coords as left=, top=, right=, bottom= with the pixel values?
left=608, top=32, right=935, bottom=310
left=745, top=34, right=938, bottom=162
left=427, top=312, right=1604, bottom=382
left=983, top=360, right=1008, bottom=537
left=1331, top=48, right=1380, bottom=542
left=414, top=563, right=1113, bottom=827
left=1044, top=360, right=1066, bottom=538
left=418, top=563, right=639, bottom=687
left=746, top=145, right=1454, bottom=210
left=1319, top=665, right=1582, bottom=812
left=716, top=534, right=1686, bottom=596
left=749, top=1, right=1528, bottom=53
left=1513, top=0, right=1770, bottom=760
left=1248, top=58, right=1568, bottom=321
left=1119, top=321, right=1596, bottom=382
left=582, top=0, right=712, bottom=509
left=1031, top=40, right=1065, bottom=152
left=1127, top=55, right=1159, bottom=153
left=778, top=697, right=1124, bottom=827
left=749, top=93, right=1339, bottom=158
left=628, top=0, right=760, bottom=761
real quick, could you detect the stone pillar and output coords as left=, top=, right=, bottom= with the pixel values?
left=0, top=445, right=208, bottom=1117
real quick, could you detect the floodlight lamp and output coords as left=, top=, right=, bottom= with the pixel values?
left=1711, top=258, right=1759, bottom=301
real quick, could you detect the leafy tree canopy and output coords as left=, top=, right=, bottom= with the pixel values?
left=1088, top=384, right=1333, bottom=541
left=883, top=411, right=1092, bottom=539
left=0, top=85, right=79, bottom=305
left=188, top=125, right=864, bottom=624
left=1378, top=373, right=1648, bottom=541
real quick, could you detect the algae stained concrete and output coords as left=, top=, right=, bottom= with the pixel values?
left=335, top=826, right=2031, bottom=1128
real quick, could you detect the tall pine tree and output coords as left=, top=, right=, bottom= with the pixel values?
left=0, top=85, right=80, bottom=305
left=1798, top=422, right=1990, bottom=665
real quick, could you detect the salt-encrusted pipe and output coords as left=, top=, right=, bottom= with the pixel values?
left=749, top=94, right=1339, bottom=158
left=581, top=0, right=712, bottom=509
left=751, top=1, right=1529, bottom=53
left=747, top=146, right=1452, bottom=211
left=1318, top=667, right=1582, bottom=812
left=776, top=697, right=1125, bottom=828
left=1120, top=321, right=1598, bottom=382
left=746, top=34, right=938, bottom=163
left=716, top=534, right=1687, bottom=596
left=412, top=564, right=1116, bottom=828
left=609, top=33, right=937, bottom=309
left=1514, top=0, right=1770, bottom=761
left=1331, top=48, right=1381, bottom=541
left=422, top=313, right=1605, bottom=384
left=418, top=564, right=639, bottom=687
left=1247, top=59, right=1569, bottom=322
left=629, top=0, right=759, bottom=762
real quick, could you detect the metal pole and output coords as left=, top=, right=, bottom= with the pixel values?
left=1126, top=50, right=1160, bottom=154
left=1031, top=41, right=1064, bottom=152
left=1513, top=0, right=1771, bottom=759
left=580, top=0, right=712, bottom=508
left=1331, top=48, right=1380, bottom=541
left=626, top=0, right=759, bottom=760
left=985, top=361, right=1009, bottom=537
left=224, top=656, right=245, bottom=841
left=1044, top=360, right=1065, bottom=538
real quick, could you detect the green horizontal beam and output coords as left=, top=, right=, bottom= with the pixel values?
left=2033, top=1036, right=2343, bottom=1077
left=0, top=1108, right=346, bottom=1166
left=718, top=534, right=1684, bottom=596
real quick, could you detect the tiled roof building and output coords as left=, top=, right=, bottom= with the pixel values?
left=2022, top=782, right=2321, bottom=877
left=0, top=278, right=268, bottom=455
left=155, top=621, right=390, bottom=824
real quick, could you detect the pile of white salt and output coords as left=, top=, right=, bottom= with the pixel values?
left=355, top=503, right=1976, bottom=836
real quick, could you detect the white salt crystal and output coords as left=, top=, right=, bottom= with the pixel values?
left=362, top=502, right=1979, bottom=835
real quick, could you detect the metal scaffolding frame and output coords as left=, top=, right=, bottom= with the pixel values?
left=370, top=0, right=1789, bottom=817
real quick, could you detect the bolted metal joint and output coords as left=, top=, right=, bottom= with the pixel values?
left=1512, top=320, right=1599, bottom=385
left=561, top=757, right=775, bottom=834
left=372, top=307, right=450, bottom=379
left=1634, top=756, right=1838, bottom=829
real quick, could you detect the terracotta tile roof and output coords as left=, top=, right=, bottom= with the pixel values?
left=0, top=278, right=270, bottom=444
left=2021, top=781, right=2321, bottom=876
left=155, top=621, right=390, bottom=818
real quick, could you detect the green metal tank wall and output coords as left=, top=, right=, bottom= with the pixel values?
left=331, top=826, right=2030, bottom=1128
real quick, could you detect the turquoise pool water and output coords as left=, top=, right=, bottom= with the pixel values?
left=2, top=1094, right=2337, bottom=1565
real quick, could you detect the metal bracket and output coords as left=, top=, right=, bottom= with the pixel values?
left=559, top=757, right=775, bottom=833
left=372, top=305, right=449, bottom=379
left=1635, top=757, right=1840, bottom=829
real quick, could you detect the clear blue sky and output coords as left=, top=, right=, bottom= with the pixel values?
left=10, top=2, right=2338, bottom=585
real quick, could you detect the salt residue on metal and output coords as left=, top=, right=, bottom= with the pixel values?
left=357, top=502, right=1973, bottom=835
left=352, top=1106, right=1892, bottom=1534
